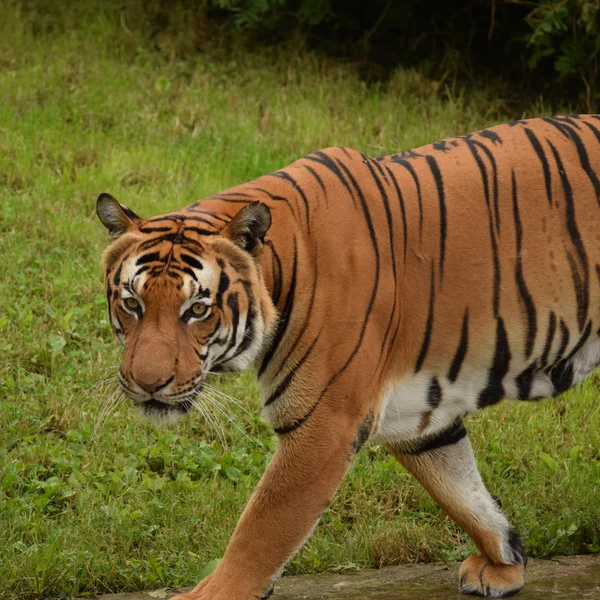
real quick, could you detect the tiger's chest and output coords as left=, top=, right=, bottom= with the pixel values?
left=373, top=335, right=600, bottom=444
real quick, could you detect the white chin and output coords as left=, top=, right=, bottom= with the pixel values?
left=134, top=404, right=185, bottom=426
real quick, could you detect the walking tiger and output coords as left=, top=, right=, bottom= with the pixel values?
left=97, top=115, right=600, bottom=598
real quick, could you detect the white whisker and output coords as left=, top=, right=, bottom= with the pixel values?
left=191, top=396, right=228, bottom=448
left=198, top=391, right=252, bottom=443
left=92, top=387, right=125, bottom=441
left=202, top=383, right=253, bottom=417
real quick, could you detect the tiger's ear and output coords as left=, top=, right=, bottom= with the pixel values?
left=221, top=202, right=271, bottom=257
left=96, top=193, right=141, bottom=240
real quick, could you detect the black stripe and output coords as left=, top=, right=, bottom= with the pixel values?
left=542, top=116, right=571, bottom=138
left=448, top=309, right=469, bottom=382
left=258, top=242, right=297, bottom=377
left=415, top=262, right=435, bottom=373
left=380, top=165, right=408, bottom=359
left=511, top=170, right=537, bottom=358
left=209, top=196, right=250, bottom=204
left=370, top=155, right=390, bottom=184
left=351, top=409, right=375, bottom=454
left=265, top=332, right=321, bottom=406
left=303, top=164, right=327, bottom=198
left=206, top=317, right=222, bottom=342
left=547, top=140, right=589, bottom=331
left=134, top=265, right=151, bottom=278
left=181, top=266, right=198, bottom=281
left=547, top=118, right=600, bottom=207
left=555, top=319, right=570, bottom=362
left=470, top=139, right=500, bottom=233
left=186, top=208, right=230, bottom=223
left=271, top=171, right=310, bottom=230
left=540, top=311, right=557, bottom=367
left=564, top=320, right=592, bottom=362
left=477, top=317, right=511, bottom=408
left=250, top=187, right=288, bottom=202
left=113, top=261, right=124, bottom=286
left=425, top=155, right=447, bottom=281
left=106, top=282, right=113, bottom=323
left=550, top=361, right=574, bottom=394
left=478, top=129, right=503, bottom=144
left=148, top=215, right=183, bottom=223
left=213, top=191, right=253, bottom=198
left=179, top=238, right=205, bottom=255
left=140, top=226, right=173, bottom=233
left=515, top=363, right=536, bottom=399
left=383, top=164, right=408, bottom=263
left=390, top=156, right=423, bottom=237
left=229, top=317, right=254, bottom=359
left=554, top=115, right=581, bottom=128
left=400, top=419, right=467, bottom=455
left=549, top=321, right=592, bottom=396
left=465, top=140, right=501, bottom=316
left=427, top=377, right=442, bottom=408
left=273, top=402, right=317, bottom=435
left=566, top=252, right=588, bottom=332
left=265, top=240, right=283, bottom=306
left=305, top=151, right=357, bottom=206
left=581, top=119, right=600, bottom=146
left=136, top=252, right=162, bottom=265
left=181, top=226, right=217, bottom=236
left=215, top=261, right=230, bottom=310
left=523, top=127, right=553, bottom=206
left=275, top=262, right=318, bottom=376
left=226, top=292, right=240, bottom=351
left=180, top=253, right=203, bottom=270
left=364, top=159, right=397, bottom=365
left=182, top=215, right=222, bottom=227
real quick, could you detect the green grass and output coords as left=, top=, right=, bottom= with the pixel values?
left=1, top=2, right=599, bottom=599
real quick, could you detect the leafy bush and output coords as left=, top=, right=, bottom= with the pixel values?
left=524, top=0, right=600, bottom=111
left=202, top=0, right=600, bottom=110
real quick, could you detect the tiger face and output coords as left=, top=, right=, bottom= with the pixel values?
left=96, top=193, right=276, bottom=424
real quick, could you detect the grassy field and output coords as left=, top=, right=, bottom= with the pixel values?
left=1, top=2, right=599, bottom=599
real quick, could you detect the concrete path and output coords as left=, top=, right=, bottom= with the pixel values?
left=83, top=555, right=600, bottom=600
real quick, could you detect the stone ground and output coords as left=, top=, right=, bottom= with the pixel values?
left=82, top=555, right=600, bottom=599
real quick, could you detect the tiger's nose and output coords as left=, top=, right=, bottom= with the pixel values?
left=132, top=375, right=172, bottom=394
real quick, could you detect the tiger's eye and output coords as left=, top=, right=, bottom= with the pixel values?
left=124, top=297, right=140, bottom=311
left=190, top=302, right=208, bottom=317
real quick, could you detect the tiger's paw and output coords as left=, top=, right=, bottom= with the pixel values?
left=458, top=555, right=524, bottom=598
left=169, top=576, right=211, bottom=600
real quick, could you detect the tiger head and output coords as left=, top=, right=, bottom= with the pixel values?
left=96, top=193, right=277, bottom=424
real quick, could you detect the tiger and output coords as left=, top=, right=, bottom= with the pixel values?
left=96, top=114, right=600, bottom=599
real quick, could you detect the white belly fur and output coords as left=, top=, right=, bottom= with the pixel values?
left=373, top=336, right=600, bottom=445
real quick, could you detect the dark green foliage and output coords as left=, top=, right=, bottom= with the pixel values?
left=524, top=1, right=599, bottom=111
left=204, top=0, right=600, bottom=110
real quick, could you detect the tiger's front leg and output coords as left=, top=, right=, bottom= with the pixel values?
left=172, top=405, right=374, bottom=600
